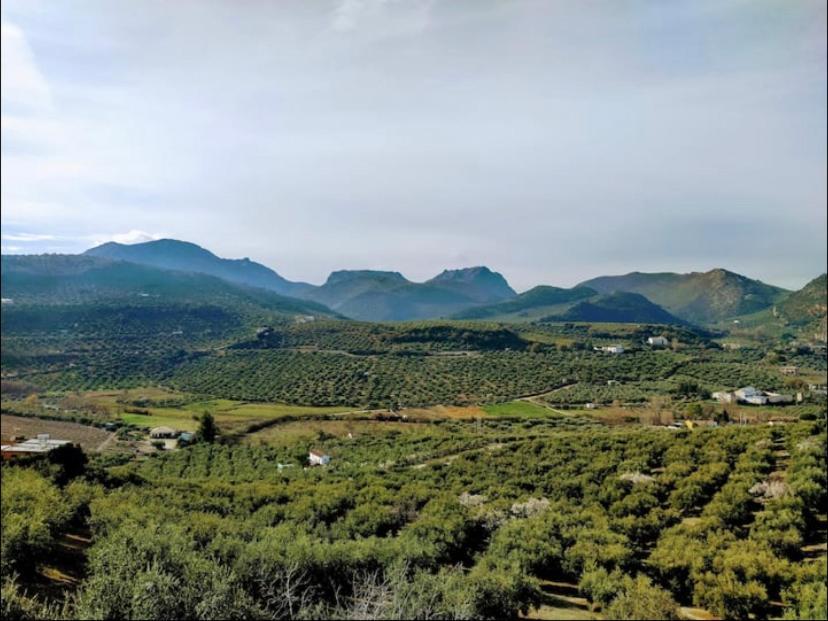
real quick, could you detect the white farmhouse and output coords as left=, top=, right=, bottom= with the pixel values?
left=647, top=336, right=669, bottom=347
left=601, top=345, right=624, bottom=354
left=308, top=450, right=331, bottom=466
left=734, top=386, right=760, bottom=400
left=734, top=387, right=768, bottom=405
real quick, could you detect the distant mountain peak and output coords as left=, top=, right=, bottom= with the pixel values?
left=85, top=238, right=313, bottom=297
left=427, top=265, right=515, bottom=303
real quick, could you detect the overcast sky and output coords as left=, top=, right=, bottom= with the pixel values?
left=2, top=0, right=826, bottom=291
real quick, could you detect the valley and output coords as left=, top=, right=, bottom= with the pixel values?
left=1, top=243, right=826, bottom=621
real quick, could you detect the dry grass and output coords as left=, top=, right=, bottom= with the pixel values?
left=398, top=405, right=487, bottom=420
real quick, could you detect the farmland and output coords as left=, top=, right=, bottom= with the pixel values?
left=3, top=415, right=825, bottom=620
left=1, top=316, right=826, bottom=620
left=5, top=317, right=824, bottom=412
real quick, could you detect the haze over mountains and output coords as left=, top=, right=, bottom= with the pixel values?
left=84, top=240, right=518, bottom=322
left=86, top=239, right=314, bottom=298
left=1, top=254, right=334, bottom=319
left=0, top=237, right=820, bottom=333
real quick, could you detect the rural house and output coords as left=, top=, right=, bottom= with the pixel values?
left=308, top=450, right=331, bottom=466
left=149, top=426, right=182, bottom=450
left=732, top=386, right=793, bottom=406
left=647, top=336, right=669, bottom=347
left=734, top=386, right=765, bottom=404
left=149, top=426, right=179, bottom=439
left=1, top=434, right=70, bottom=460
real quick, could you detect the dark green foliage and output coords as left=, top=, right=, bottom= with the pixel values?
left=554, top=292, right=686, bottom=325
left=197, top=412, right=218, bottom=443
left=452, top=285, right=596, bottom=319
left=1, top=421, right=824, bottom=619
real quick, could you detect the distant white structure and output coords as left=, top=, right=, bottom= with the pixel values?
left=735, top=386, right=760, bottom=399
left=766, top=392, right=794, bottom=404
left=149, top=426, right=179, bottom=439
left=712, top=391, right=737, bottom=404
left=0, top=298, right=13, bottom=305
left=808, top=383, right=827, bottom=395
left=600, top=345, right=624, bottom=354
left=1, top=434, right=70, bottom=458
left=730, top=386, right=793, bottom=406
left=149, top=426, right=181, bottom=450
left=647, top=336, right=669, bottom=347
left=308, top=450, right=331, bottom=466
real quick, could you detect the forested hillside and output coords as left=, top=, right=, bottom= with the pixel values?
left=578, top=269, right=788, bottom=324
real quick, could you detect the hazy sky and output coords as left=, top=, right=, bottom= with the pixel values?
left=2, top=1, right=826, bottom=291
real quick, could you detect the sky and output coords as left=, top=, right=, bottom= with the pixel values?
left=1, top=0, right=826, bottom=291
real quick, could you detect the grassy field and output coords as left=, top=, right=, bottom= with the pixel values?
left=244, top=419, right=428, bottom=448
left=119, top=400, right=357, bottom=433
left=482, top=400, right=561, bottom=418
left=4, top=387, right=363, bottom=435
left=119, top=412, right=201, bottom=432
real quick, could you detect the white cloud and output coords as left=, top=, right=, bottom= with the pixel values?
left=101, top=230, right=160, bottom=245
left=1, top=232, right=56, bottom=241
left=0, top=1, right=825, bottom=290
left=0, top=20, right=53, bottom=113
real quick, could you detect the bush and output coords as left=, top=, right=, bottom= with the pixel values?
left=604, top=575, right=679, bottom=620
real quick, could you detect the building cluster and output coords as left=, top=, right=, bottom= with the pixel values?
left=712, top=386, right=794, bottom=406
left=1, top=433, right=70, bottom=460
left=149, top=426, right=194, bottom=449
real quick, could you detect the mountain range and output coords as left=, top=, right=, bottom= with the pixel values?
left=1, top=238, right=820, bottom=333
left=86, top=239, right=314, bottom=298
left=1, top=254, right=334, bottom=319
left=84, top=240, right=517, bottom=322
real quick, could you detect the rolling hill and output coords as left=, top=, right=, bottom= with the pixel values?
left=452, top=285, right=596, bottom=320
left=85, top=238, right=313, bottom=297
left=777, top=273, right=827, bottom=341
left=577, top=268, right=787, bottom=324
left=550, top=291, right=686, bottom=325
